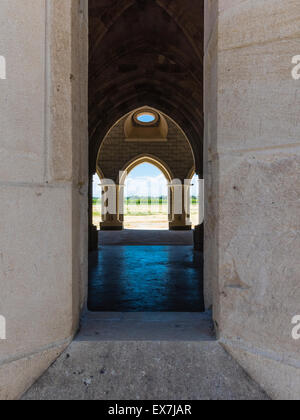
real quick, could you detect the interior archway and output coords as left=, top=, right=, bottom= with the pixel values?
left=120, top=155, right=174, bottom=184
left=122, top=160, right=169, bottom=230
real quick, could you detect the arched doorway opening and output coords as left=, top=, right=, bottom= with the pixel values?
left=88, top=110, right=204, bottom=313
left=87, top=1, right=206, bottom=314
left=93, top=108, right=197, bottom=233
left=122, top=161, right=169, bottom=230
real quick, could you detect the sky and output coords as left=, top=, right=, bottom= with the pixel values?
left=93, top=163, right=199, bottom=198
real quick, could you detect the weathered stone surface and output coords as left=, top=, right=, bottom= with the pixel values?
left=48, top=0, right=88, bottom=183
left=218, top=41, right=300, bottom=151
left=0, top=0, right=88, bottom=401
left=205, top=0, right=300, bottom=400
left=222, top=342, right=300, bottom=401
left=204, top=0, right=218, bottom=51
left=0, top=1, right=46, bottom=183
left=0, top=344, right=67, bottom=400
left=219, top=0, right=300, bottom=50
left=204, top=0, right=218, bottom=312
left=218, top=151, right=300, bottom=357
left=0, top=185, right=74, bottom=359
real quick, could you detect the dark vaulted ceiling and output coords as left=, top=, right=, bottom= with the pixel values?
left=89, top=0, right=204, bottom=174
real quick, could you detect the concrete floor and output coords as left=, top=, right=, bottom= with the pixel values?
left=89, top=230, right=204, bottom=312
left=23, top=312, right=270, bottom=400
left=24, top=235, right=270, bottom=400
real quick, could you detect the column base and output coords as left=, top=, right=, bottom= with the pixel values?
left=100, top=222, right=123, bottom=231
left=169, top=222, right=192, bottom=231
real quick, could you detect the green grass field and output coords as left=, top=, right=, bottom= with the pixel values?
left=93, top=197, right=199, bottom=229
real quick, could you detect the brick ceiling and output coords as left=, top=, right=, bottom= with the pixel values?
left=89, top=0, right=204, bottom=174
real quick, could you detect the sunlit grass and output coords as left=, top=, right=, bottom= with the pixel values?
left=93, top=198, right=199, bottom=229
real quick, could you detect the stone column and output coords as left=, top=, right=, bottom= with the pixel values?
left=118, top=183, right=125, bottom=223
left=194, top=176, right=204, bottom=251
left=100, top=181, right=123, bottom=230
left=204, top=0, right=300, bottom=400
left=185, top=179, right=192, bottom=225
left=169, top=180, right=192, bottom=230
left=168, top=184, right=173, bottom=222
left=89, top=176, right=98, bottom=251
left=0, top=0, right=89, bottom=399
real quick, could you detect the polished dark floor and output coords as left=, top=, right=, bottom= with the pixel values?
left=88, top=244, right=204, bottom=312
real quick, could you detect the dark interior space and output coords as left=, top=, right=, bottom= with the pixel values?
left=88, top=0, right=204, bottom=313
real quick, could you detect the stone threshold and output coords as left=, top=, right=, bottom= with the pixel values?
left=78, top=311, right=215, bottom=342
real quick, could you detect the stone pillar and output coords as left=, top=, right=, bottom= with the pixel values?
left=169, top=180, right=192, bottom=230
left=204, top=0, right=300, bottom=400
left=0, top=0, right=89, bottom=399
left=118, top=183, right=125, bottom=223
left=185, top=179, right=192, bottom=226
left=194, top=176, right=204, bottom=251
left=89, top=177, right=98, bottom=251
left=100, top=181, right=123, bottom=230
left=168, top=184, right=173, bottom=222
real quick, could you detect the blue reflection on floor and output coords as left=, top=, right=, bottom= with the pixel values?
left=88, top=246, right=204, bottom=312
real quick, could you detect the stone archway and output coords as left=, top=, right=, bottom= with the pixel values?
left=119, top=155, right=173, bottom=230
left=94, top=108, right=196, bottom=231
left=120, top=155, right=174, bottom=185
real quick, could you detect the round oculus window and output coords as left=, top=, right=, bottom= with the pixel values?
left=134, top=111, right=159, bottom=125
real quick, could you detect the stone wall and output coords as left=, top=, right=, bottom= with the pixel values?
left=0, top=0, right=88, bottom=399
left=97, top=114, right=195, bottom=182
left=205, top=0, right=300, bottom=400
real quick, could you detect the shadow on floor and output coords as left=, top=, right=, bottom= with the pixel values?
left=88, top=230, right=204, bottom=312
left=99, top=229, right=194, bottom=246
